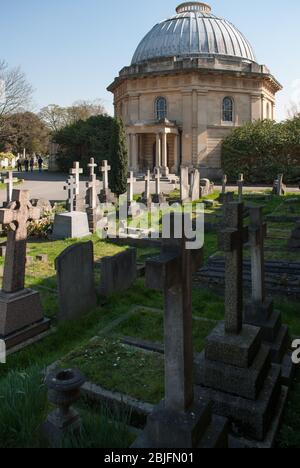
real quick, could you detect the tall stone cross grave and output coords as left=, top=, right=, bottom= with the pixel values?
left=100, top=160, right=111, bottom=191
left=86, top=158, right=98, bottom=210
left=218, top=202, right=248, bottom=334
left=248, top=206, right=267, bottom=307
left=144, top=170, right=151, bottom=199
left=64, top=176, right=77, bottom=212
left=3, top=171, right=18, bottom=206
left=69, top=162, right=83, bottom=196
left=127, top=171, right=136, bottom=203
left=155, top=167, right=161, bottom=196
left=146, top=213, right=203, bottom=412
left=222, top=174, right=228, bottom=197
left=0, top=190, right=40, bottom=293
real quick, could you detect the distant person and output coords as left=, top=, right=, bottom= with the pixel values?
left=38, top=156, right=43, bottom=172
left=24, top=158, right=29, bottom=172
left=17, top=160, right=22, bottom=172
left=30, top=157, right=34, bottom=172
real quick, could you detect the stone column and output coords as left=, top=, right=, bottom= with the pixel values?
left=161, top=132, right=169, bottom=177
left=156, top=133, right=161, bottom=168
left=127, top=134, right=132, bottom=169
left=173, top=134, right=180, bottom=173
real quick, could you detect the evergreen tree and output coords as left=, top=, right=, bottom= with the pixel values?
left=109, top=118, right=128, bottom=195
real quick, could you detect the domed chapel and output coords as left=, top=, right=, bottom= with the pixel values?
left=108, top=2, right=282, bottom=178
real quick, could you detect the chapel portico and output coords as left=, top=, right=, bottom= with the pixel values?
left=127, top=119, right=180, bottom=175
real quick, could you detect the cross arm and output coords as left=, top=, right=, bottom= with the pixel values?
left=146, top=253, right=181, bottom=291
left=27, top=206, right=40, bottom=221
left=0, top=208, right=15, bottom=225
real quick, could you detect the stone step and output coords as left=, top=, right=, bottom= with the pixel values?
left=245, top=309, right=282, bottom=343
left=269, top=325, right=290, bottom=364
left=196, top=364, right=282, bottom=441
left=195, top=345, right=271, bottom=400
left=281, top=353, right=296, bottom=388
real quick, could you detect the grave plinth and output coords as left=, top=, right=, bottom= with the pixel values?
left=195, top=202, right=286, bottom=447
left=133, top=213, right=228, bottom=449
left=0, top=190, right=50, bottom=350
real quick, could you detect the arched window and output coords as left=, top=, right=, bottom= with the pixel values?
left=155, top=97, right=167, bottom=120
left=222, top=97, right=234, bottom=123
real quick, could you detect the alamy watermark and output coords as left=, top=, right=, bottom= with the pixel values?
left=95, top=196, right=205, bottom=250
left=292, top=339, right=300, bottom=365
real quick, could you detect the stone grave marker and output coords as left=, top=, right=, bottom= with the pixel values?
left=273, top=174, right=286, bottom=196
left=153, top=167, right=166, bottom=204
left=190, top=169, right=200, bottom=201
left=52, top=175, right=90, bottom=240
left=218, top=174, right=227, bottom=202
left=99, top=248, right=137, bottom=296
left=55, top=241, right=97, bottom=321
left=99, top=160, right=116, bottom=204
left=3, top=171, right=18, bottom=207
left=288, top=220, right=300, bottom=249
left=195, top=201, right=286, bottom=447
left=180, top=166, right=190, bottom=203
left=70, top=161, right=85, bottom=211
left=133, top=213, right=229, bottom=448
left=85, top=158, right=102, bottom=233
left=0, top=189, right=50, bottom=349
left=245, top=206, right=293, bottom=386
left=142, top=170, right=152, bottom=208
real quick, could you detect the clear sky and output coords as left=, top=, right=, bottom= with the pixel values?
left=1, top=0, right=299, bottom=120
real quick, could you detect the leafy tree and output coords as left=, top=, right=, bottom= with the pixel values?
left=108, top=118, right=128, bottom=195
left=0, top=112, right=50, bottom=155
left=222, top=118, right=300, bottom=184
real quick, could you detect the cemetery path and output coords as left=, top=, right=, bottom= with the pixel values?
left=0, top=171, right=298, bottom=203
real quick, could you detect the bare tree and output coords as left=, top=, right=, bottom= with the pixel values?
left=0, top=60, right=33, bottom=119
left=39, top=99, right=107, bottom=132
left=287, top=101, right=300, bottom=119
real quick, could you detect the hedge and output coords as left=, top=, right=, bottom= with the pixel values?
left=221, top=118, right=300, bottom=184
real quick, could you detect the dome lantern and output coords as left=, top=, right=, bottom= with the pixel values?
left=176, top=2, right=212, bottom=14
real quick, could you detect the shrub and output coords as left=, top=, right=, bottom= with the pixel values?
left=27, top=213, right=53, bottom=239
left=108, top=118, right=128, bottom=195
left=221, top=118, right=300, bottom=184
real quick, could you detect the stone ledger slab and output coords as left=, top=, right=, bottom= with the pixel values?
left=0, top=289, right=50, bottom=349
left=52, top=212, right=91, bottom=240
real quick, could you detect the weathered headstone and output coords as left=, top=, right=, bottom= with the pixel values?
left=99, top=248, right=137, bottom=296
left=245, top=206, right=293, bottom=386
left=133, top=213, right=228, bottom=448
left=70, top=162, right=85, bottom=211
left=55, top=241, right=97, bottom=321
left=99, top=160, right=116, bottom=204
left=3, top=171, right=17, bottom=207
left=0, top=190, right=50, bottom=349
left=195, top=202, right=285, bottom=446
left=190, top=169, right=200, bottom=201
left=218, top=174, right=228, bottom=202
left=31, top=198, right=53, bottom=217
left=180, top=166, right=190, bottom=203
left=52, top=175, right=90, bottom=240
left=237, top=173, right=244, bottom=203
left=200, top=178, right=214, bottom=197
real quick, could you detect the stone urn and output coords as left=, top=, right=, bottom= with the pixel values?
left=43, top=368, right=86, bottom=447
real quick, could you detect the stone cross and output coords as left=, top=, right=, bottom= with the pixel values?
left=86, top=158, right=98, bottom=210
left=144, top=170, right=151, bottom=199
left=3, top=171, right=17, bottom=205
left=155, top=168, right=161, bottom=195
left=146, top=213, right=203, bottom=413
left=100, top=160, right=111, bottom=191
left=237, top=173, right=244, bottom=202
left=221, top=174, right=228, bottom=197
left=127, top=171, right=136, bottom=203
left=69, top=162, right=83, bottom=196
left=64, top=176, right=77, bottom=212
left=248, top=206, right=267, bottom=305
left=180, top=166, right=189, bottom=202
left=0, top=190, right=40, bottom=293
left=219, top=202, right=248, bottom=334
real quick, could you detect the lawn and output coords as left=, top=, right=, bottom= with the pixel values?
left=0, top=191, right=299, bottom=448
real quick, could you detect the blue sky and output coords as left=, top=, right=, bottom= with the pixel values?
left=1, top=0, right=299, bottom=120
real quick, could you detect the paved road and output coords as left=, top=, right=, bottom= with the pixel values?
left=0, top=171, right=298, bottom=204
